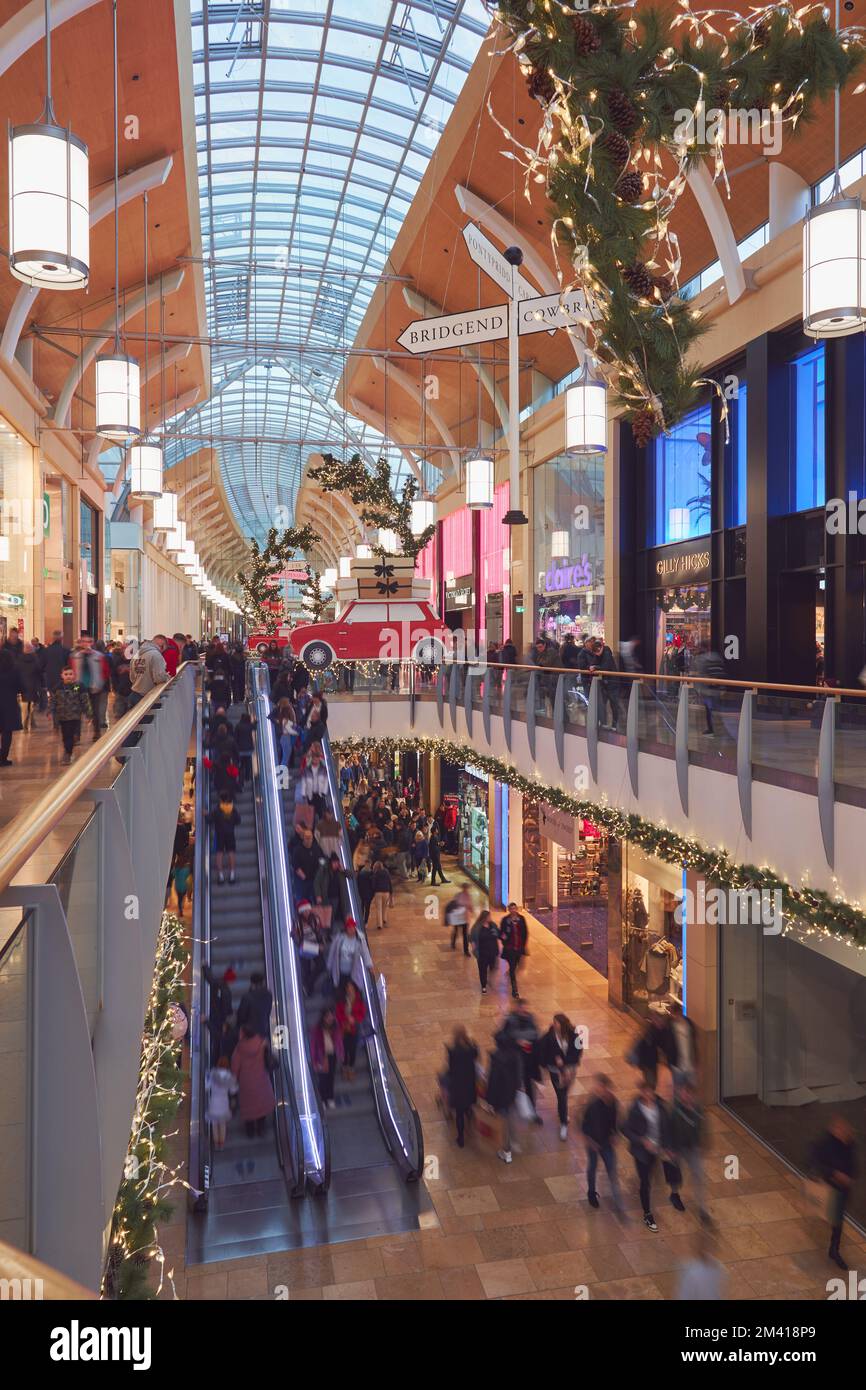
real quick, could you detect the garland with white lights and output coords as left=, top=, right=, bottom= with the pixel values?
left=334, top=734, right=866, bottom=947
left=490, top=0, right=864, bottom=440
left=102, top=912, right=191, bottom=1301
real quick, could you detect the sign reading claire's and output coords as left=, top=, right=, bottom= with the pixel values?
left=654, top=542, right=711, bottom=583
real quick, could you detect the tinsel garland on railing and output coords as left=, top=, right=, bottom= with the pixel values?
left=102, top=911, right=193, bottom=1301
left=334, top=733, right=866, bottom=948
left=488, top=0, right=865, bottom=439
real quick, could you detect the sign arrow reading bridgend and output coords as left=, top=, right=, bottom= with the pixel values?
left=397, top=303, right=508, bottom=354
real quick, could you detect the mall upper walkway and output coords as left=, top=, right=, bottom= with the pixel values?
left=322, top=660, right=866, bottom=912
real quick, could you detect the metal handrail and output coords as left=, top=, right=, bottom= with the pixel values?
left=0, top=660, right=198, bottom=896
left=450, top=658, right=866, bottom=699
left=318, top=724, right=424, bottom=1183
left=248, top=671, right=306, bottom=1198
left=189, top=674, right=210, bottom=1211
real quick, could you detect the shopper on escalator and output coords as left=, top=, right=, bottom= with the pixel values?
left=336, top=981, right=366, bottom=1082
left=231, top=1025, right=276, bottom=1138
left=229, top=644, right=246, bottom=706
left=207, top=666, right=232, bottom=715
left=236, top=971, right=273, bottom=1040
left=207, top=791, right=241, bottom=886
left=298, top=744, right=329, bottom=816
left=327, top=918, right=372, bottom=992
left=290, top=823, right=325, bottom=903
left=310, top=1007, right=344, bottom=1109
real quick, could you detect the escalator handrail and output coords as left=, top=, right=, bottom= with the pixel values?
left=318, top=725, right=425, bottom=1182
left=246, top=670, right=306, bottom=1198
left=188, top=673, right=211, bottom=1209
left=252, top=664, right=331, bottom=1191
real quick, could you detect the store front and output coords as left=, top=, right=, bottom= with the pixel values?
left=616, top=842, right=685, bottom=1021
left=523, top=799, right=610, bottom=977
left=533, top=450, right=605, bottom=645
left=651, top=542, right=713, bottom=675
left=457, top=764, right=489, bottom=892
left=721, top=923, right=866, bottom=1231
left=0, top=420, right=39, bottom=642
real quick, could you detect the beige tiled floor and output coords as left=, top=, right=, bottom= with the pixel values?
left=166, top=858, right=864, bottom=1301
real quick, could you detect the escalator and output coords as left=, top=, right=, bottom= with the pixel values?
left=273, top=688, right=429, bottom=1241
left=187, top=680, right=310, bottom=1266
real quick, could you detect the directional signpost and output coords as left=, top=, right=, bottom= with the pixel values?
left=396, top=225, right=593, bottom=526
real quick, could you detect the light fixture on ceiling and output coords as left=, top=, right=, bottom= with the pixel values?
left=96, top=0, right=140, bottom=440
left=8, top=0, right=90, bottom=290
left=465, top=455, right=494, bottom=510
left=410, top=498, right=436, bottom=536
left=129, top=192, right=162, bottom=497
left=551, top=530, right=569, bottom=558
left=338, top=555, right=352, bottom=579
left=356, top=542, right=373, bottom=560
left=165, top=519, right=187, bottom=555
left=152, top=491, right=178, bottom=532
left=803, top=42, right=866, bottom=334
left=565, top=362, right=608, bottom=455
left=377, top=528, right=400, bottom=553
left=0, top=536, right=9, bottom=563
left=322, top=567, right=338, bottom=590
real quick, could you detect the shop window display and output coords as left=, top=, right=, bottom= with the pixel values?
left=620, top=845, right=684, bottom=1020
left=524, top=802, right=610, bottom=977
left=533, top=451, right=605, bottom=644
left=648, top=401, right=712, bottom=545
left=656, top=584, right=712, bottom=674
left=458, top=768, right=489, bottom=892
left=0, top=421, right=38, bottom=641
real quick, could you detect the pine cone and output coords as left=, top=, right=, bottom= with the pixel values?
left=711, top=81, right=732, bottom=111
left=572, top=14, right=601, bottom=56
left=622, top=261, right=654, bottom=299
left=616, top=171, right=643, bottom=204
left=607, top=87, right=642, bottom=135
left=631, top=408, right=658, bottom=448
left=600, top=128, right=630, bottom=171
left=527, top=66, right=556, bottom=106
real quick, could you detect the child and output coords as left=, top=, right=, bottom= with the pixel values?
left=208, top=793, right=241, bottom=886
left=205, top=1054, right=237, bottom=1149
left=173, top=850, right=193, bottom=917
left=53, top=666, right=91, bottom=764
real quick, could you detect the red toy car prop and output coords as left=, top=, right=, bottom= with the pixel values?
left=288, top=599, right=447, bottom=670
left=247, top=627, right=292, bottom=656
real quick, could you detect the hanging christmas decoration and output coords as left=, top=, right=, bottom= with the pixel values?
left=308, top=454, right=436, bottom=559
left=234, top=523, right=321, bottom=633
left=489, top=0, right=864, bottom=436
left=298, top=565, right=329, bottom=623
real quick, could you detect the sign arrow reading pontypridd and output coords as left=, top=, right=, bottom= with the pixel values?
left=517, top=288, right=594, bottom=336
left=396, top=304, right=509, bottom=355
left=462, top=224, right=536, bottom=303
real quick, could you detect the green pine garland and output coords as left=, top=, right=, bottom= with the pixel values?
left=492, top=1, right=864, bottom=435
left=102, top=912, right=189, bottom=1301
left=309, top=454, right=436, bottom=559
left=235, top=524, right=322, bottom=633
left=298, top=564, right=329, bottom=623
left=334, top=733, right=866, bottom=948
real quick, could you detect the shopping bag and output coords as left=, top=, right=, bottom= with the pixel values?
left=803, top=1177, right=832, bottom=1220
left=514, top=1089, right=535, bottom=1122
left=476, top=1108, right=501, bottom=1145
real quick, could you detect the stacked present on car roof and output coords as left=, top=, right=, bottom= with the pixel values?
left=335, top=555, right=431, bottom=605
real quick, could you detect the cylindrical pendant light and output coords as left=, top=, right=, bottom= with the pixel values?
left=179, top=541, right=198, bottom=572
left=96, top=0, right=139, bottom=440
left=551, top=530, right=569, bottom=558
left=165, top=519, right=187, bottom=554
left=803, top=0, right=866, bottom=338
left=566, top=363, right=607, bottom=455
left=152, top=490, right=178, bottom=532
left=339, top=555, right=352, bottom=578
left=0, top=536, right=9, bottom=563
left=356, top=542, right=372, bottom=559
left=377, top=527, right=400, bottom=553
left=9, top=0, right=89, bottom=289
left=128, top=441, right=162, bottom=499
left=465, top=456, right=494, bottom=510
left=322, top=567, right=338, bottom=589
left=411, top=498, right=436, bottom=536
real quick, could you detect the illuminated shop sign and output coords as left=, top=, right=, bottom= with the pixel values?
left=0, top=592, right=24, bottom=606
left=655, top=548, right=711, bottom=581
left=543, top=555, right=593, bottom=593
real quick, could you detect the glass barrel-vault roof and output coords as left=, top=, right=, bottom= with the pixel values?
left=176, top=0, right=490, bottom=543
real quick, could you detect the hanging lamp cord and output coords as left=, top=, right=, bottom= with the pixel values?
left=113, top=0, right=120, bottom=352
left=43, top=0, right=55, bottom=123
